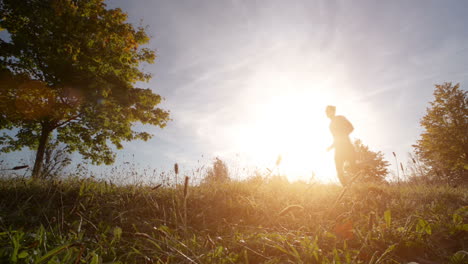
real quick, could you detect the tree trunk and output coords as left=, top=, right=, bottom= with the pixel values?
left=31, top=124, right=51, bottom=179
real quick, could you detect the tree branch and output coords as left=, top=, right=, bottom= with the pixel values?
left=53, top=114, right=82, bottom=130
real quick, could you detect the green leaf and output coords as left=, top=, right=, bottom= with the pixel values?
left=10, top=232, right=22, bottom=263
left=384, top=210, right=391, bottom=228
left=333, top=248, right=342, bottom=264
left=416, top=218, right=432, bottom=235
left=113, top=226, right=122, bottom=242
left=18, top=251, right=29, bottom=259
left=36, top=244, right=73, bottom=264
left=214, top=246, right=223, bottom=256
left=450, top=250, right=468, bottom=264
left=453, top=213, right=463, bottom=224
left=375, top=244, right=397, bottom=263
left=90, top=253, right=99, bottom=264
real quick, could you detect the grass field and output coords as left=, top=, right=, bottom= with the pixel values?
left=0, top=175, right=467, bottom=263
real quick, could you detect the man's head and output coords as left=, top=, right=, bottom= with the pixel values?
left=326, top=105, right=336, bottom=119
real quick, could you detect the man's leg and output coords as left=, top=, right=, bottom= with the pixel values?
left=344, top=146, right=357, bottom=183
left=335, top=154, right=347, bottom=186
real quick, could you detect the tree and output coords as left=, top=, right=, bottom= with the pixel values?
left=37, top=140, right=71, bottom=179
left=413, top=83, right=467, bottom=183
left=205, top=158, right=230, bottom=184
left=0, top=0, right=169, bottom=178
left=353, top=139, right=389, bottom=183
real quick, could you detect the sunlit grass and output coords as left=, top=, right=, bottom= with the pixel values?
left=0, top=174, right=466, bottom=263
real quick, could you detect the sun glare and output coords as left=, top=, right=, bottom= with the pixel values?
left=222, top=51, right=361, bottom=183
left=237, top=90, right=338, bottom=183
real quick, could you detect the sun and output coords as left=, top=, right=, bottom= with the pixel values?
left=236, top=90, right=338, bottom=183
left=221, top=51, right=359, bottom=183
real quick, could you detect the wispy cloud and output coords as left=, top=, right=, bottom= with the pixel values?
left=6, top=0, right=468, bottom=181
left=124, top=0, right=468, bottom=179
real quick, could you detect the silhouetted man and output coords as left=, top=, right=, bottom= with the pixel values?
left=326, top=105, right=356, bottom=186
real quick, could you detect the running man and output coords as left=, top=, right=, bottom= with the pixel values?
left=326, top=105, right=356, bottom=186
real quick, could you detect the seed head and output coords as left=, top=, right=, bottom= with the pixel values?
left=12, top=165, right=29, bottom=170
left=276, top=155, right=282, bottom=166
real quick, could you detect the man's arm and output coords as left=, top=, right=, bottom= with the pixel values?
left=344, top=116, right=354, bottom=134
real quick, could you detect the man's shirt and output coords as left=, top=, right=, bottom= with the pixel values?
left=330, top=115, right=354, bottom=143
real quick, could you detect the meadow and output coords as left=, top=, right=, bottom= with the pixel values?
left=0, top=174, right=466, bottom=264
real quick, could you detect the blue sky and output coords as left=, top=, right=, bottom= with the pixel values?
left=2, top=0, right=468, bottom=182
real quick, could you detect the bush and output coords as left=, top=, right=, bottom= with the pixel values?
left=204, top=157, right=230, bottom=183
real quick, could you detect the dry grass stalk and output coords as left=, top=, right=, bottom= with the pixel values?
left=183, top=176, right=189, bottom=231
left=278, top=204, right=304, bottom=216
left=152, top=183, right=162, bottom=190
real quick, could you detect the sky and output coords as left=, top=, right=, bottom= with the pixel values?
left=2, top=0, right=468, bottom=183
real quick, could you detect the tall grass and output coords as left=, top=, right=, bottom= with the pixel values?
left=0, top=173, right=466, bottom=263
